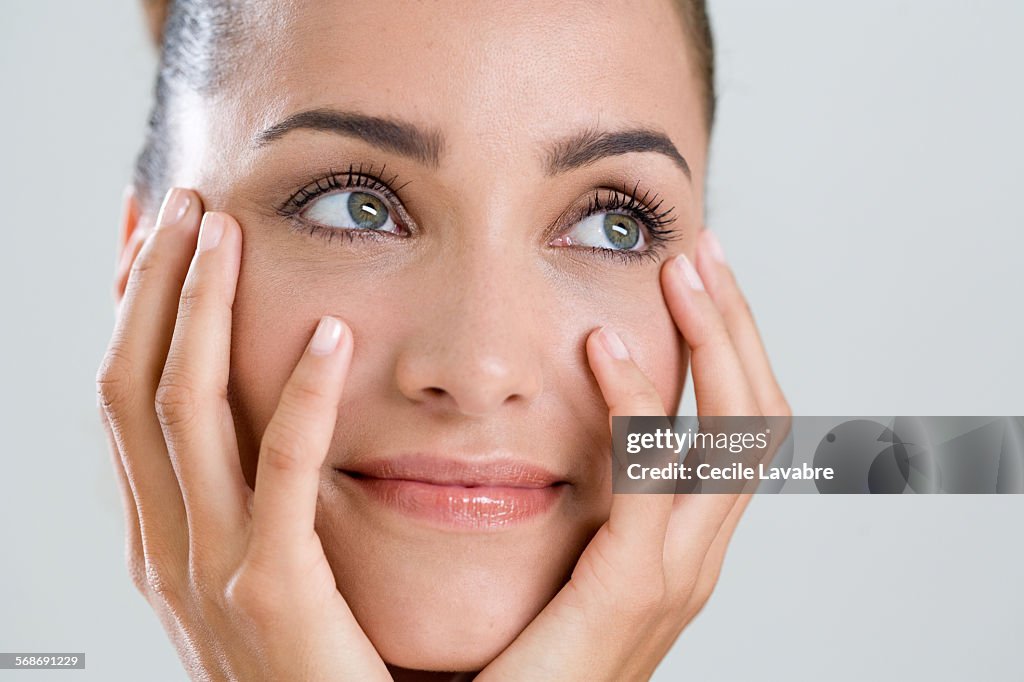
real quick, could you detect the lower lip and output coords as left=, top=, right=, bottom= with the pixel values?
left=344, top=475, right=564, bottom=529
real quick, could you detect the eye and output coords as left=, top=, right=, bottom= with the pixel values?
left=556, top=211, right=647, bottom=252
left=301, top=190, right=402, bottom=233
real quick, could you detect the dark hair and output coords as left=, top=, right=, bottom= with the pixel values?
left=135, top=0, right=715, bottom=213
left=135, top=0, right=238, bottom=213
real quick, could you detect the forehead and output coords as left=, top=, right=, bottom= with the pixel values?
left=209, top=0, right=705, bottom=179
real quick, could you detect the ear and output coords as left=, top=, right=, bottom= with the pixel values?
left=113, top=186, right=150, bottom=304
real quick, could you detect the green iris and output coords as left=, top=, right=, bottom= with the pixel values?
left=347, top=192, right=389, bottom=230
left=603, top=213, right=640, bottom=249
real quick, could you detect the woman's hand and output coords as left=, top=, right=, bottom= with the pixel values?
left=96, top=189, right=391, bottom=681
left=478, top=229, right=790, bottom=681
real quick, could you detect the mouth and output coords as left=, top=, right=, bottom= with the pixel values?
left=333, top=455, right=569, bottom=530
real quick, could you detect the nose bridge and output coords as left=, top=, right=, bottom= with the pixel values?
left=394, top=226, right=545, bottom=416
left=446, top=233, right=527, bottom=331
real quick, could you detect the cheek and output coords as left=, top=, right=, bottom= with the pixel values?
left=227, top=262, right=317, bottom=484
left=225, top=246, right=395, bottom=480
left=622, top=290, right=687, bottom=413
left=225, top=243, right=446, bottom=477
left=227, top=245, right=688, bottom=484
left=557, top=268, right=687, bottom=414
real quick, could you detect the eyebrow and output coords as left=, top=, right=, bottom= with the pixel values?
left=256, top=109, right=689, bottom=180
left=255, top=108, right=444, bottom=166
left=544, top=127, right=691, bottom=180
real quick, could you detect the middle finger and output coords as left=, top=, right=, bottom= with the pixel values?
left=157, top=211, right=249, bottom=541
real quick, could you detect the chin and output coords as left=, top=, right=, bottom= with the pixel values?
left=367, top=572, right=551, bottom=672
left=317, top=499, right=600, bottom=671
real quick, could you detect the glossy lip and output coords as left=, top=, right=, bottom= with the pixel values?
left=335, top=455, right=567, bottom=530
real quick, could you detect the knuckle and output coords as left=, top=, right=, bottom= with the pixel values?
left=125, top=547, right=148, bottom=596
left=618, top=387, right=650, bottom=408
left=721, top=285, right=752, bottom=317
left=689, top=301, right=731, bottom=349
left=613, top=381, right=665, bottom=417
left=773, top=397, right=792, bottom=418
left=127, top=242, right=159, bottom=280
left=705, top=310, right=732, bottom=343
left=127, top=228, right=179, bottom=282
left=144, top=559, right=181, bottom=606
left=694, top=581, right=717, bottom=608
left=260, top=427, right=311, bottom=474
left=155, top=370, right=200, bottom=430
left=177, top=272, right=233, bottom=326
left=683, top=595, right=711, bottom=624
left=186, top=559, right=215, bottom=600
left=768, top=402, right=794, bottom=447
left=176, top=277, right=210, bottom=321
left=281, top=378, right=331, bottom=412
left=675, top=565, right=700, bottom=598
left=186, top=536, right=230, bottom=602
left=96, top=348, right=135, bottom=414
left=686, top=578, right=719, bottom=619
left=764, top=391, right=791, bottom=419
left=618, top=396, right=664, bottom=418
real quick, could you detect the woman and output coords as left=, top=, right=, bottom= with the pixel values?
left=98, top=0, right=789, bottom=678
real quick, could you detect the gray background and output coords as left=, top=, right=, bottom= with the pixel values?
left=1, top=1, right=1021, bottom=680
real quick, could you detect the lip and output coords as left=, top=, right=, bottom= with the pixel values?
left=335, top=455, right=567, bottom=530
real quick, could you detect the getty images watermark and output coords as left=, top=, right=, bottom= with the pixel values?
left=611, top=416, right=1024, bottom=494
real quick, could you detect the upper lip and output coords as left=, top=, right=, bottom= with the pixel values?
left=336, top=454, right=564, bottom=488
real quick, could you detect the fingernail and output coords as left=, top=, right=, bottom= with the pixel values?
left=673, top=254, right=705, bottom=291
left=198, top=212, right=225, bottom=252
left=157, top=188, right=190, bottom=228
left=703, top=230, right=727, bottom=264
left=599, top=326, right=630, bottom=361
left=310, top=316, right=343, bottom=356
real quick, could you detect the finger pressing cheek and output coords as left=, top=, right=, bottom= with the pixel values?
left=586, top=327, right=667, bottom=422
left=660, top=254, right=758, bottom=417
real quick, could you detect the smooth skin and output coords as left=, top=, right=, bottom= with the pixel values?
left=122, top=1, right=712, bottom=670
left=98, top=185, right=788, bottom=679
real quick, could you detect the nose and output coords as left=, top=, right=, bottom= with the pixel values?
left=394, top=248, right=544, bottom=417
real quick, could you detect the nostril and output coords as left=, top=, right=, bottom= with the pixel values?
left=424, top=386, right=447, bottom=398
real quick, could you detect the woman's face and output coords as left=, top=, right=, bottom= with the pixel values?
left=162, top=0, right=705, bottom=670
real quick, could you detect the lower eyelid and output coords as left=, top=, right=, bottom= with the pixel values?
left=285, top=218, right=400, bottom=244
left=584, top=244, right=666, bottom=265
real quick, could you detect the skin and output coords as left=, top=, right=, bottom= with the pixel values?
left=99, top=0, right=789, bottom=677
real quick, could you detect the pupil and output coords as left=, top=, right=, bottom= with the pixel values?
left=347, top=192, right=388, bottom=229
left=603, top=214, right=639, bottom=249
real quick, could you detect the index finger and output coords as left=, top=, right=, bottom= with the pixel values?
left=659, top=251, right=760, bottom=566
left=248, top=316, right=353, bottom=563
left=585, top=327, right=675, bottom=565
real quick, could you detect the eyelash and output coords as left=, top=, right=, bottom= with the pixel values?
left=278, top=169, right=680, bottom=263
left=277, top=163, right=410, bottom=242
left=564, top=181, right=680, bottom=265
